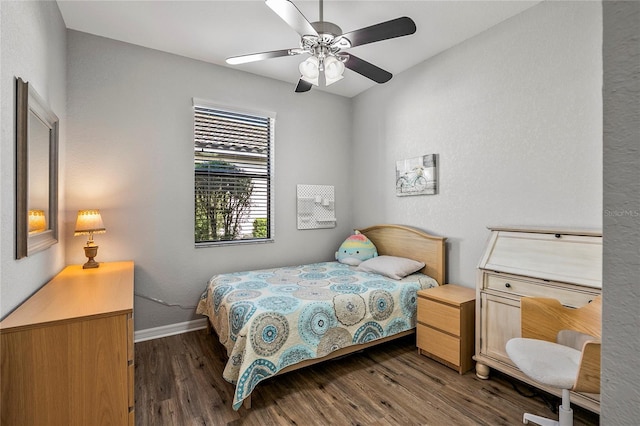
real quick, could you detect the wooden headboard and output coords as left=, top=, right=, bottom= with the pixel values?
left=358, top=224, right=447, bottom=285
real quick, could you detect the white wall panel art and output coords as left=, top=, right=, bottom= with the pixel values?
left=297, top=184, right=336, bottom=229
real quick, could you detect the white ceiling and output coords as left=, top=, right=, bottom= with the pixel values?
left=57, top=0, right=541, bottom=98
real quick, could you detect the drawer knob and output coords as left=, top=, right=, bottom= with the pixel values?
left=555, top=233, right=561, bottom=238
left=505, top=282, right=511, bottom=288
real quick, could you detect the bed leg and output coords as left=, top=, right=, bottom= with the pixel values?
left=243, top=395, right=252, bottom=409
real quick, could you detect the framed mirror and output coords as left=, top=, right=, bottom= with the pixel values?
left=16, top=77, right=59, bottom=259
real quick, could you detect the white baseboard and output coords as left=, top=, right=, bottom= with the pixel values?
left=134, top=318, right=209, bottom=343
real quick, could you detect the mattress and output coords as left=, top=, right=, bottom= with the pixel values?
left=196, top=260, right=439, bottom=409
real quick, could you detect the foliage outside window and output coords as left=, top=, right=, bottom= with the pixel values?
left=252, top=218, right=268, bottom=238
left=194, top=101, right=274, bottom=245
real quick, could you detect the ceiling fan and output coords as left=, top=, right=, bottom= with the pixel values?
left=226, top=0, right=417, bottom=93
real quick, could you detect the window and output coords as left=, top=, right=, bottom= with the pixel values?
left=193, top=100, right=274, bottom=246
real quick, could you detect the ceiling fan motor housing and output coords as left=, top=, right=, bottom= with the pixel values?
left=311, top=21, right=342, bottom=37
left=302, top=21, right=352, bottom=59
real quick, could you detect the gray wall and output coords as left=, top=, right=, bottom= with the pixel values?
left=65, top=31, right=353, bottom=330
left=351, top=1, right=602, bottom=287
left=0, top=0, right=67, bottom=319
left=602, top=1, right=640, bottom=424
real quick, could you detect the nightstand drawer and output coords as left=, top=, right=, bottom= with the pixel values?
left=417, top=324, right=460, bottom=366
left=417, top=297, right=460, bottom=336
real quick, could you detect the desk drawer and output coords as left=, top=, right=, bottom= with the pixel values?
left=484, top=274, right=597, bottom=307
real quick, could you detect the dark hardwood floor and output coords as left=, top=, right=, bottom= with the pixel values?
left=135, top=331, right=599, bottom=425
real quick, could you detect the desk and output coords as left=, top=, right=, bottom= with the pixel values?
left=475, top=227, right=601, bottom=413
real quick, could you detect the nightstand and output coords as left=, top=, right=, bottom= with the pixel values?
left=417, top=284, right=475, bottom=374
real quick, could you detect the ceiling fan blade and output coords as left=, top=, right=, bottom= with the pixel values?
left=344, top=54, right=392, bottom=84
left=340, top=17, right=416, bottom=48
left=295, top=78, right=313, bottom=93
left=226, top=49, right=301, bottom=65
left=265, top=0, right=318, bottom=37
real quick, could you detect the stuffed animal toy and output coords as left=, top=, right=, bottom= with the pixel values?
left=335, top=231, right=378, bottom=266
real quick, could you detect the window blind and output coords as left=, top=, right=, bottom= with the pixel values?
left=194, top=104, right=274, bottom=244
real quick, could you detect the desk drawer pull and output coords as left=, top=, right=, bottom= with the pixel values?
left=505, top=282, right=511, bottom=288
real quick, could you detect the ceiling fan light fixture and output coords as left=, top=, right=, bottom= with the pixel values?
left=324, top=73, right=344, bottom=86
left=324, top=56, right=345, bottom=80
left=300, top=74, right=320, bottom=86
left=299, top=56, right=320, bottom=85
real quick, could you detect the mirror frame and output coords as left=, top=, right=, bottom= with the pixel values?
left=16, top=77, right=59, bottom=259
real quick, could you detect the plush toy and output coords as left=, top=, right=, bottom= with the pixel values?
left=335, top=231, right=378, bottom=266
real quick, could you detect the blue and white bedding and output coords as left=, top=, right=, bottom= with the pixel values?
left=196, top=261, right=439, bottom=409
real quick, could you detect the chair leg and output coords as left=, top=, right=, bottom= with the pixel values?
left=523, top=412, right=559, bottom=426
left=521, top=389, right=573, bottom=426
left=558, top=389, right=574, bottom=426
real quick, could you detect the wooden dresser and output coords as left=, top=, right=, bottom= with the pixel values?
left=0, top=261, right=135, bottom=425
left=475, top=227, right=602, bottom=413
left=417, top=285, right=476, bottom=374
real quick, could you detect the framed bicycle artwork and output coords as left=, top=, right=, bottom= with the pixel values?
left=395, top=154, right=438, bottom=196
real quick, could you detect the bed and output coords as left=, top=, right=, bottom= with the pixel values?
left=196, top=224, right=447, bottom=409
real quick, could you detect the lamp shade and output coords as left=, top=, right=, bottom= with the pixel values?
left=299, top=56, right=320, bottom=86
left=28, top=209, right=47, bottom=233
left=324, top=56, right=345, bottom=80
left=74, top=209, right=106, bottom=236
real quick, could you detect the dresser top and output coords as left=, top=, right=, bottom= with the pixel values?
left=0, top=261, right=134, bottom=332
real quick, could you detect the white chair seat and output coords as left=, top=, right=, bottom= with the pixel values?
left=506, top=338, right=581, bottom=389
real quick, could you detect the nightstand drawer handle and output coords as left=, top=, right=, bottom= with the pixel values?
left=505, top=282, right=511, bottom=288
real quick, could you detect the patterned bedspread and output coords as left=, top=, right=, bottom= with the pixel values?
left=196, top=261, right=438, bottom=409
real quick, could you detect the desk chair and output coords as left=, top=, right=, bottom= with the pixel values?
left=506, top=296, right=601, bottom=426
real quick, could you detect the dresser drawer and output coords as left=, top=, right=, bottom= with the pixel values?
left=484, top=274, right=597, bottom=307
left=417, top=324, right=460, bottom=366
left=417, top=297, right=460, bottom=336
left=128, top=362, right=135, bottom=409
left=127, top=314, right=134, bottom=361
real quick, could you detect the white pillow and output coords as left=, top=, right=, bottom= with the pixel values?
left=356, top=255, right=425, bottom=280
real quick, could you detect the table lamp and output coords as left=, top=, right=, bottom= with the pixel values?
left=74, top=209, right=106, bottom=269
left=28, top=209, right=47, bottom=234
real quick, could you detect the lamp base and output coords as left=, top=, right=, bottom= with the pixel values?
left=83, top=245, right=100, bottom=269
